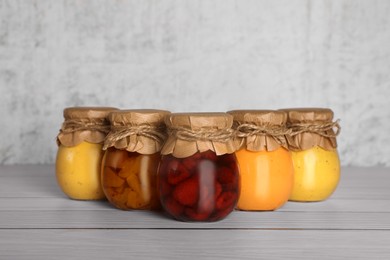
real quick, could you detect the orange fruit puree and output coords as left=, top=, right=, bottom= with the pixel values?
left=235, top=148, right=294, bottom=211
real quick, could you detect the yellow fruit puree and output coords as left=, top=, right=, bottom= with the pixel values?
left=56, top=142, right=105, bottom=200
left=290, top=146, right=340, bottom=201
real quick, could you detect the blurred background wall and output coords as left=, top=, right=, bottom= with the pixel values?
left=0, top=0, right=389, bottom=166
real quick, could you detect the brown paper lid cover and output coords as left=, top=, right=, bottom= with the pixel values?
left=104, top=109, right=171, bottom=154
left=280, top=108, right=339, bottom=151
left=161, top=113, right=236, bottom=158
left=228, top=110, right=289, bottom=151
left=57, top=107, right=118, bottom=147
left=282, top=108, right=334, bottom=123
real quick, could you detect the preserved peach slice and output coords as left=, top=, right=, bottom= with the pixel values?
left=104, top=167, right=125, bottom=187
left=114, top=185, right=125, bottom=194
left=119, top=156, right=141, bottom=178
left=126, top=189, right=148, bottom=209
left=126, top=174, right=141, bottom=193
left=105, top=148, right=128, bottom=169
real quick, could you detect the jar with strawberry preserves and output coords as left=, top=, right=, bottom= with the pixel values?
left=228, top=110, right=294, bottom=211
left=101, top=110, right=170, bottom=210
left=158, top=113, right=240, bottom=222
left=281, top=108, right=341, bottom=202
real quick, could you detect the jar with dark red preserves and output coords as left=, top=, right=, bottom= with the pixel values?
left=158, top=113, right=240, bottom=222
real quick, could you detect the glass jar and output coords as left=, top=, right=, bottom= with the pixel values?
left=101, top=109, right=170, bottom=210
left=282, top=108, right=341, bottom=202
left=228, top=110, right=294, bottom=211
left=159, top=113, right=240, bottom=222
left=55, top=107, right=118, bottom=200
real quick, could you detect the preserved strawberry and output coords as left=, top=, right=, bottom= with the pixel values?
left=158, top=151, right=240, bottom=222
left=159, top=112, right=239, bottom=221
left=167, top=161, right=191, bottom=185
left=172, top=177, right=199, bottom=206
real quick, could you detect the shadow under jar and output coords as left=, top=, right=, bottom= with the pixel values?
left=56, top=107, right=118, bottom=200
left=101, top=109, right=170, bottom=210
left=281, top=108, right=341, bottom=202
left=158, top=113, right=240, bottom=222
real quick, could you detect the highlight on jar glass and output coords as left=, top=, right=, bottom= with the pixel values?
left=281, top=108, right=341, bottom=202
left=158, top=113, right=240, bottom=222
left=101, top=109, right=170, bottom=210
left=55, top=107, right=118, bottom=200
left=228, top=110, right=294, bottom=211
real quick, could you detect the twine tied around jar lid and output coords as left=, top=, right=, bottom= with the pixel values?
left=280, top=108, right=341, bottom=151
left=228, top=110, right=290, bottom=151
left=289, top=120, right=341, bottom=138
left=102, top=109, right=171, bottom=154
left=235, top=123, right=291, bottom=149
left=56, top=107, right=118, bottom=147
left=168, top=126, right=235, bottom=143
left=161, top=113, right=236, bottom=158
left=61, top=119, right=111, bottom=134
left=235, top=123, right=291, bottom=138
left=103, top=124, right=167, bottom=150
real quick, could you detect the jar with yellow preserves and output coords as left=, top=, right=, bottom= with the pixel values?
left=228, top=110, right=294, bottom=211
left=56, top=107, right=118, bottom=200
left=282, top=108, right=341, bottom=202
left=101, top=109, right=170, bottom=210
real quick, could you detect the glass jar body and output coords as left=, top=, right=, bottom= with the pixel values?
left=56, top=141, right=105, bottom=200
left=235, top=147, right=294, bottom=211
left=158, top=151, right=240, bottom=222
left=289, top=146, right=340, bottom=202
left=101, top=148, right=161, bottom=210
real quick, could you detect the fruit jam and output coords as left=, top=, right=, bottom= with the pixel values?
left=102, top=148, right=161, bottom=210
left=158, top=150, right=240, bottom=222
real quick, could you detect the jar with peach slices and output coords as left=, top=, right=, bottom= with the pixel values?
left=101, top=110, right=170, bottom=210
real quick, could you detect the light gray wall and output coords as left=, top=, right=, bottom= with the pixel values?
left=0, top=0, right=389, bottom=166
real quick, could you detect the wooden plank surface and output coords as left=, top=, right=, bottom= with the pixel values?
left=1, top=210, right=390, bottom=230
left=1, top=197, right=390, bottom=212
left=1, top=230, right=390, bottom=260
left=0, top=165, right=389, bottom=259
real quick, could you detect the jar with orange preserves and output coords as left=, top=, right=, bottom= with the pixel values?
left=101, top=110, right=170, bottom=210
left=228, top=110, right=294, bottom=211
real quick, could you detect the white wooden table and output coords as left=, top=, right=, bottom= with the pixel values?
left=0, top=165, right=389, bottom=259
